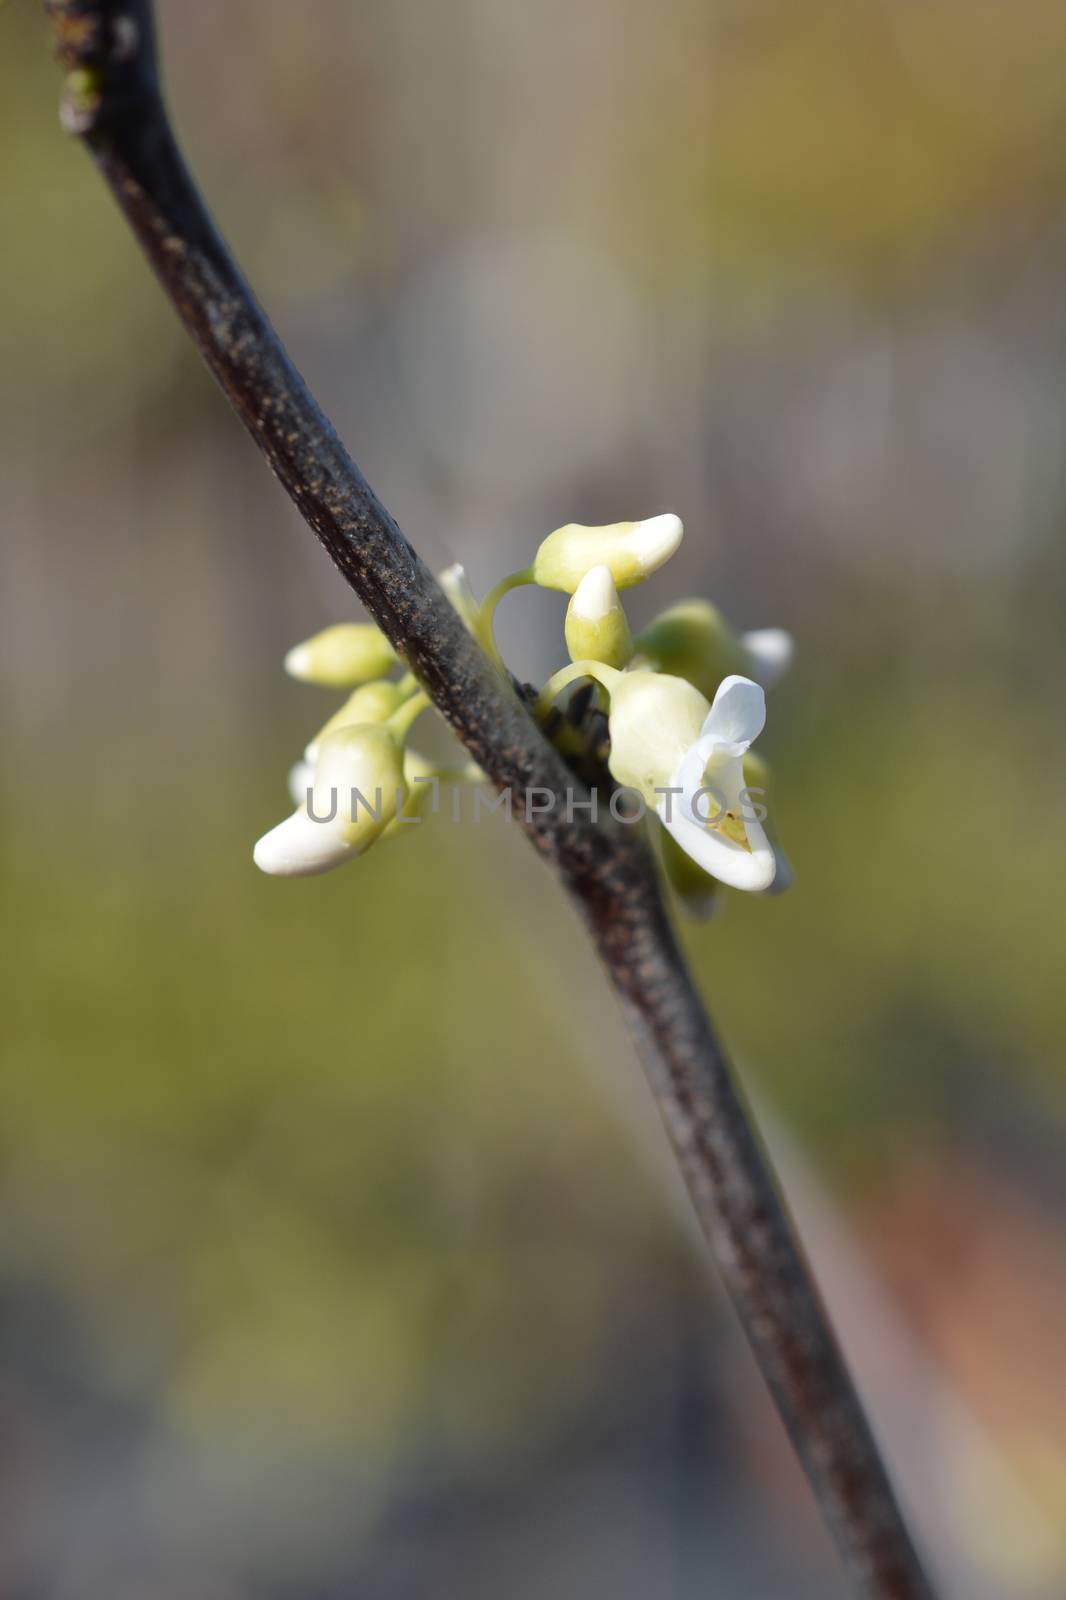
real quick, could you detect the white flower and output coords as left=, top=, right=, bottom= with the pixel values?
left=665, top=676, right=776, bottom=892
left=605, top=669, right=777, bottom=893
left=254, top=724, right=406, bottom=877
left=606, top=670, right=710, bottom=801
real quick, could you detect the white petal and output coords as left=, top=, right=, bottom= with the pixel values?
left=658, top=794, right=777, bottom=893
left=675, top=740, right=717, bottom=825
left=570, top=563, right=618, bottom=621
left=632, top=513, right=683, bottom=574
left=742, top=628, right=793, bottom=688
left=253, top=810, right=355, bottom=878
left=605, top=671, right=710, bottom=799
left=699, top=674, right=766, bottom=751
left=681, top=750, right=748, bottom=832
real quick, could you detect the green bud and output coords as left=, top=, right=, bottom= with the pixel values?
left=633, top=600, right=746, bottom=701
left=532, top=514, right=683, bottom=594
left=60, top=68, right=102, bottom=134
left=636, top=602, right=794, bottom=697
left=284, top=623, right=397, bottom=688
left=564, top=565, right=634, bottom=669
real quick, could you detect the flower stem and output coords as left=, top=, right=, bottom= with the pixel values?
left=536, top=659, right=621, bottom=719
left=475, top=567, right=534, bottom=668
left=386, top=689, right=430, bottom=743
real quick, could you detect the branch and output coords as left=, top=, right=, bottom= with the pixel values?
left=41, top=6, right=935, bottom=1596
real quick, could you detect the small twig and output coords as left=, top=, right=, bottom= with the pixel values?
left=40, top=5, right=935, bottom=1595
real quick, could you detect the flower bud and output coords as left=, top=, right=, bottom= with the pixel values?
left=287, top=759, right=313, bottom=807
left=305, top=680, right=407, bottom=762
left=564, top=565, right=634, bottom=670
left=439, top=563, right=480, bottom=632
left=532, top=514, right=683, bottom=594
left=605, top=670, right=710, bottom=804
left=741, top=628, right=793, bottom=689
left=254, top=724, right=406, bottom=877
left=634, top=600, right=745, bottom=701
left=284, top=624, right=397, bottom=688
left=636, top=602, right=793, bottom=698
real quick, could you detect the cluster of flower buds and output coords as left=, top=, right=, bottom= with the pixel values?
left=255, top=513, right=792, bottom=916
left=253, top=623, right=467, bottom=877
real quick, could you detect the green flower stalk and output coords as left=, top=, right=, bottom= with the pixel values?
left=475, top=514, right=682, bottom=668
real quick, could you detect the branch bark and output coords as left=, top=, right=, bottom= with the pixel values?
left=41, top=5, right=935, bottom=1595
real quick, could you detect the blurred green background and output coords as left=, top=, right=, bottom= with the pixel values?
left=3, top=1, right=1066, bottom=1594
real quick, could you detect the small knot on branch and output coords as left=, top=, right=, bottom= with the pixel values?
left=44, top=1, right=155, bottom=137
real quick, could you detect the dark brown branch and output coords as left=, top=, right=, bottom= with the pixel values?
left=41, top=5, right=936, bottom=1595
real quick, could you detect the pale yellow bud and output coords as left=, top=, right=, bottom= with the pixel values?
left=305, top=680, right=407, bottom=762
left=532, top=514, right=683, bottom=594
left=284, top=623, right=397, bottom=688
left=254, top=724, right=406, bottom=877
left=564, top=565, right=634, bottom=669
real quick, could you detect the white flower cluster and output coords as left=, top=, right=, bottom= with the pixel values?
left=254, top=514, right=792, bottom=913
left=529, top=516, right=792, bottom=907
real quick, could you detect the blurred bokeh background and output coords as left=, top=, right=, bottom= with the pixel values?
left=3, top=1, right=1066, bottom=1594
